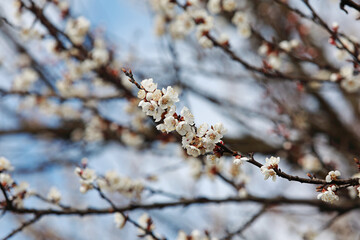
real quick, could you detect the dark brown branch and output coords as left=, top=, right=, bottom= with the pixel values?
left=217, top=143, right=360, bottom=186
left=4, top=195, right=360, bottom=217
left=339, top=0, right=360, bottom=13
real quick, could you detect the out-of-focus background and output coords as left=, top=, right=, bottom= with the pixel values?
left=1, top=0, right=360, bottom=239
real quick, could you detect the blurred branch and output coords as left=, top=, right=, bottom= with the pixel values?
left=3, top=214, right=42, bottom=240
left=221, top=206, right=267, bottom=240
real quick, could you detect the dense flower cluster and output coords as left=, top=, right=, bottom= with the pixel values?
left=137, top=78, right=226, bottom=159
left=317, top=185, right=339, bottom=203
left=231, top=11, right=251, bottom=38
left=0, top=156, right=14, bottom=171
left=12, top=68, right=39, bottom=91
left=258, top=40, right=299, bottom=71
left=330, top=65, right=360, bottom=92
left=260, top=156, right=280, bottom=181
left=150, top=0, right=244, bottom=48
left=75, top=165, right=97, bottom=193
left=97, top=170, right=144, bottom=199
left=0, top=157, right=32, bottom=208
left=325, top=170, right=341, bottom=183
left=75, top=159, right=144, bottom=198
left=65, top=16, right=90, bottom=45
left=208, top=0, right=237, bottom=14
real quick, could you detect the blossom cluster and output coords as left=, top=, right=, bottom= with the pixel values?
left=208, top=0, right=237, bottom=14
left=65, top=16, right=90, bottom=45
left=0, top=157, right=32, bottom=208
left=74, top=164, right=97, bottom=193
left=137, top=78, right=226, bottom=159
left=260, top=156, right=280, bottom=181
left=325, top=170, right=341, bottom=183
left=12, top=68, right=39, bottom=91
left=150, top=0, right=246, bottom=49
left=97, top=170, right=144, bottom=199
left=231, top=11, right=251, bottom=38
left=75, top=159, right=144, bottom=198
left=317, top=185, right=339, bottom=203
left=330, top=65, right=360, bottom=93
left=258, top=40, right=299, bottom=71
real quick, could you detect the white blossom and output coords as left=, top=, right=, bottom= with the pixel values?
left=164, top=116, right=179, bottom=132
left=65, top=16, right=90, bottom=45
left=154, top=15, right=166, bottom=36
left=84, top=116, right=104, bottom=142
left=141, top=78, right=157, bottom=92
left=233, top=156, right=249, bottom=165
left=260, top=167, right=276, bottom=181
left=268, top=54, right=281, bottom=70
left=139, top=100, right=158, bottom=116
left=138, top=213, right=154, bottom=234
left=299, top=154, right=322, bottom=172
left=176, top=230, right=188, bottom=240
left=213, top=123, right=227, bottom=135
left=290, top=39, right=299, bottom=48
left=146, top=89, right=162, bottom=102
left=176, top=121, right=192, bottom=136
left=159, top=86, right=179, bottom=109
left=0, top=173, right=14, bottom=186
left=12, top=182, right=29, bottom=196
left=192, top=10, right=214, bottom=30
left=325, top=170, right=341, bottom=183
left=98, top=171, right=144, bottom=198
left=138, top=89, right=146, bottom=99
left=341, top=77, right=360, bottom=92
left=180, top=107, right=194, bottom=124
left=197, top=123, right=209, bottom=137
left=182, top=132, right=196, bottom=148
left=198, top=36, right=213, bottom=48
left=75, top=167, right=97, bottom=193
left=114, top=212, right=126, bottom=229
left=258, top=43, right=269, bottom=56
left=317, top=185, right=339, bottom=203
left=58, top=1, right=69, bottom=11
left=232, top=11, right=247, bottom=25
left=47, top=187, right=61, bottom=203
left=260, top=156, right=280, bottom=181
left=12, top=68, right=38, bottom=91
left=207, top=0, right=221, bottom=14
left=121, top=130, right=144, bottom=147
left=218, top=33, right=229, bottom=45
left=204, top=129, right=222, bottom=145
left=238, top=188, right=248, bottom=198
left=266, top=156, right=280, bottom=167
left=0, top=157, right=14, bottom=171
left=186, top=145, right=201, bottom=157
left=169, top=13, right=195, bottom=39
left=238, top=24, right=251, bottom=38
left=279, top=41, right=291, bottom=52
left=223, top=0, right=236, bottom=12
left=91, top=47, right=109, bottom=66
